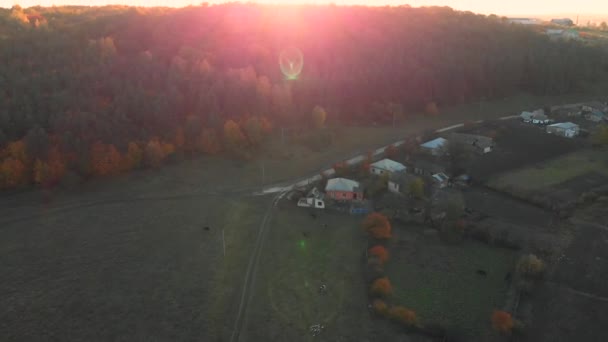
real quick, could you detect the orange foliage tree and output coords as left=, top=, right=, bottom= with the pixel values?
left=174, top=127, right=186, bottom=149
left=197, top=128, right=221, bottom=154
left=385, top=144, right=398, bottom=159
left=368, top=245, right=389, bottom=264
left=123, top=142, right=143, bottom=170
left=425, top=102, right=439, bottom=115
left=161, top=142, right=175, bottom=159
left=144, top=139, right=164, bottom=168
left=491, top=310, right=514, bottom=334
left=370, top=277, right=393, bottom=297
left=0, top=157, right=28, bottom=188
left=389, top=306, right=418, bottom=326
left=33, top=147, right=65, bottom=187
left=372, top=299, right=388, bottom=316
left=90, top=142, right=122, bottom=176
left=223, top=120, right=247, bottom=151
left=363, top=212, right=392, bottom=239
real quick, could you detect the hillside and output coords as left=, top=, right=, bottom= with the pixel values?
left=0, top=4, right=607, bottom=190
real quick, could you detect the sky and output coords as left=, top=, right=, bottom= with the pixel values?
left=2, top=0, right=608, bottom=16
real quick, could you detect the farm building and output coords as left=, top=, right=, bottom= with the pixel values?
left=420, top=137, right=448, bottom=156
left=447, top=133, right=494, bottom=154
left=325, top=177, right=363, bottom=201
left=370, top=158, right=406, bottom=176
left=582, top=101, right=607, bottom=113
left=431, top=173, right=450, bottom=188
left=546, top=122, right=580, bottom=138
left=585, top=111, right=606, bottom=123
left=550, top=18, right=574, bottom=26
left=531, top=112, right=550, bottom=125
left=520, top=111, right=533, bottom=122
left=388, top=170, right=419, bottom=194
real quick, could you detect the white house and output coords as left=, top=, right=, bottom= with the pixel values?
left=370, top=158, right=406, bottom=176
left=431, top=173, right=450, bottom=188
left=420, top=137, right=448, bottom=156
left=546, top=122, right=580, bottom=138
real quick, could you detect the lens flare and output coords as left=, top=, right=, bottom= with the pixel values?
left=279, top=47, right=303, bottom=80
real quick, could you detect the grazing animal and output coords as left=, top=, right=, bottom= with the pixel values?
left=203, top=226, right=210, bottom=231
left=504, top=272, right=512, bottom=282
left=476, top=269, right=487, bottom=276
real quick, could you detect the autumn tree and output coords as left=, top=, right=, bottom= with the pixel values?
left=370, top=277, right=393, bottom=297
left=90, top=142, right=122, bottom=176
left=516, top=254, right=545, bottom=279
left=491, top=310, right=514, bottom=335
left=363, top=212, right=392, bottom=239
left=223, top=120, right=247, bottom=152
left=312, top=105, right=327, bottom=128
left=409, top=177, right=425, bottom=199
left=425, top=102, right=439, bottom=115
left=197, top=128, right=221, bottom=154
left=371, top=299, right=388, bottom=316
left=388, top=306, right=418, bottom=327
left=123, top=142, right=143, bottom=170
left=174, top=127, right=185, bottom=150
left=244, top=116, right=263, bottom=146
left=368, top=245, right=389, bottom=264
left=385, top=144, right=398, bottom=159
left=144, top=139, right=164, bottom=168
left=0, top=157, right=27, bottom=188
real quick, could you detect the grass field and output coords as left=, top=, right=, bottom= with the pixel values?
left=488, top=149, right=608, bottom=192
left=241, top=207, right=386, bottom=341
left=386, top=226, right=516, bottom=340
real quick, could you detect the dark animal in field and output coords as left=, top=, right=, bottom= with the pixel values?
left=310, top=212, right=317, bottom=219
left=203, top=226, right=210, bottom=231
left=476, top=269, right=487, bottom=276
left=302, top=232, right=309, bottom=237
left=504, top=272, right=512, bottom=282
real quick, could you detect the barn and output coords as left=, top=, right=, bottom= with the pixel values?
left=546, top=122, right=579, bottom=138
left=370, top=158, right=406, bottom=176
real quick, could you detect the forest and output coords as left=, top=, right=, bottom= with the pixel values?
left=0, top=3, right=607, bottom=190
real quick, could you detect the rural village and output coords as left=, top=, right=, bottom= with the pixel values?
left=272, top=99, right=608, bottom=341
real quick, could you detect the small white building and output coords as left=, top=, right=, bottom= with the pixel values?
left=431, top=173, right=450, bottom=188
left=546, top=122, right=580, bottom=138
left=370, top=158, right=406, bottom=176
left=420, top=137, right=448, bottom=156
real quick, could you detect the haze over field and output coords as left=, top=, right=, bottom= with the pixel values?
left=3, top=0, right=608, bottom=16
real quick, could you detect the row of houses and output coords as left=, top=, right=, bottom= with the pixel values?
left=521, top=101, right=607, bottom=138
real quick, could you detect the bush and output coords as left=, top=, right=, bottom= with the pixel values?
left=363, top=212, right=392, bottom=239
left=370, top=277, right=393, bottom=297
left=371, top=299, right=388, bottom=316
left=491, top=310, right=514, bottom=335
left=368, top=245, right=389, bottom=264
left=516, top=254, right=545, bottom=279
left=388, top=306, right=418, bottom=327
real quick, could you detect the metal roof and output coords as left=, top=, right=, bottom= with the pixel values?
left=420, top=137, right=447, bottom=149
left=325, top=177, right=361, bottom=192
left=548, top=122, right=579, bottom=129
left=370, top=158, right=406, bottom=173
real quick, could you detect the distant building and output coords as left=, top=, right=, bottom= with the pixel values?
left=325, top=177, right=363, bottom=201
left=420, top=137, right=448, bottom=156
left=551, top=18, right=574, bottom=26
left=546, top=122, right=580, bottom=138
left=507, top=18, right=540, bottom=25
left=582, top=101, right=608, bottom=113
left=388, top=170, right=419, bottom=194
left=447, top=133, right=494, bottom=154
left=585, top=111, right=606, bottom=123
left=521, top=110, right=549, bottom=124
left=370, top=158, right=406, bottom=176
left=431, top=173, right=450, bottom=189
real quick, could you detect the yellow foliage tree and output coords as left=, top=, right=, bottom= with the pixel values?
left=312, top=105, right=327, bottom=128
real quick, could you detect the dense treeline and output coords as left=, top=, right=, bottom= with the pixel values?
left=0, top=4, right=607, bottom=189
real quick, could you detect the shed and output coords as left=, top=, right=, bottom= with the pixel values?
left=370, top=158, right=406, bottom=176
left=520, top=111, right=534, bottom=122
left=412, top=160, right=446, bottom=177
left=546, top=122, right=579, bottom=138
left=420, top=137, right=448, bottom=156
left=325, top=177, right=364, bottom=201
left=431, top=173, right=450, bottom=188
left=531, top=112, right=550, bottom=125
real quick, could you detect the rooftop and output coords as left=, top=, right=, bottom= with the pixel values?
left=370, top=158, right=406, bottom=173
left=548, top=122, right=579, bottom=129
left=325, top=177, right=361, bottom=192
left=420, top=137, right=447, bottom=149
